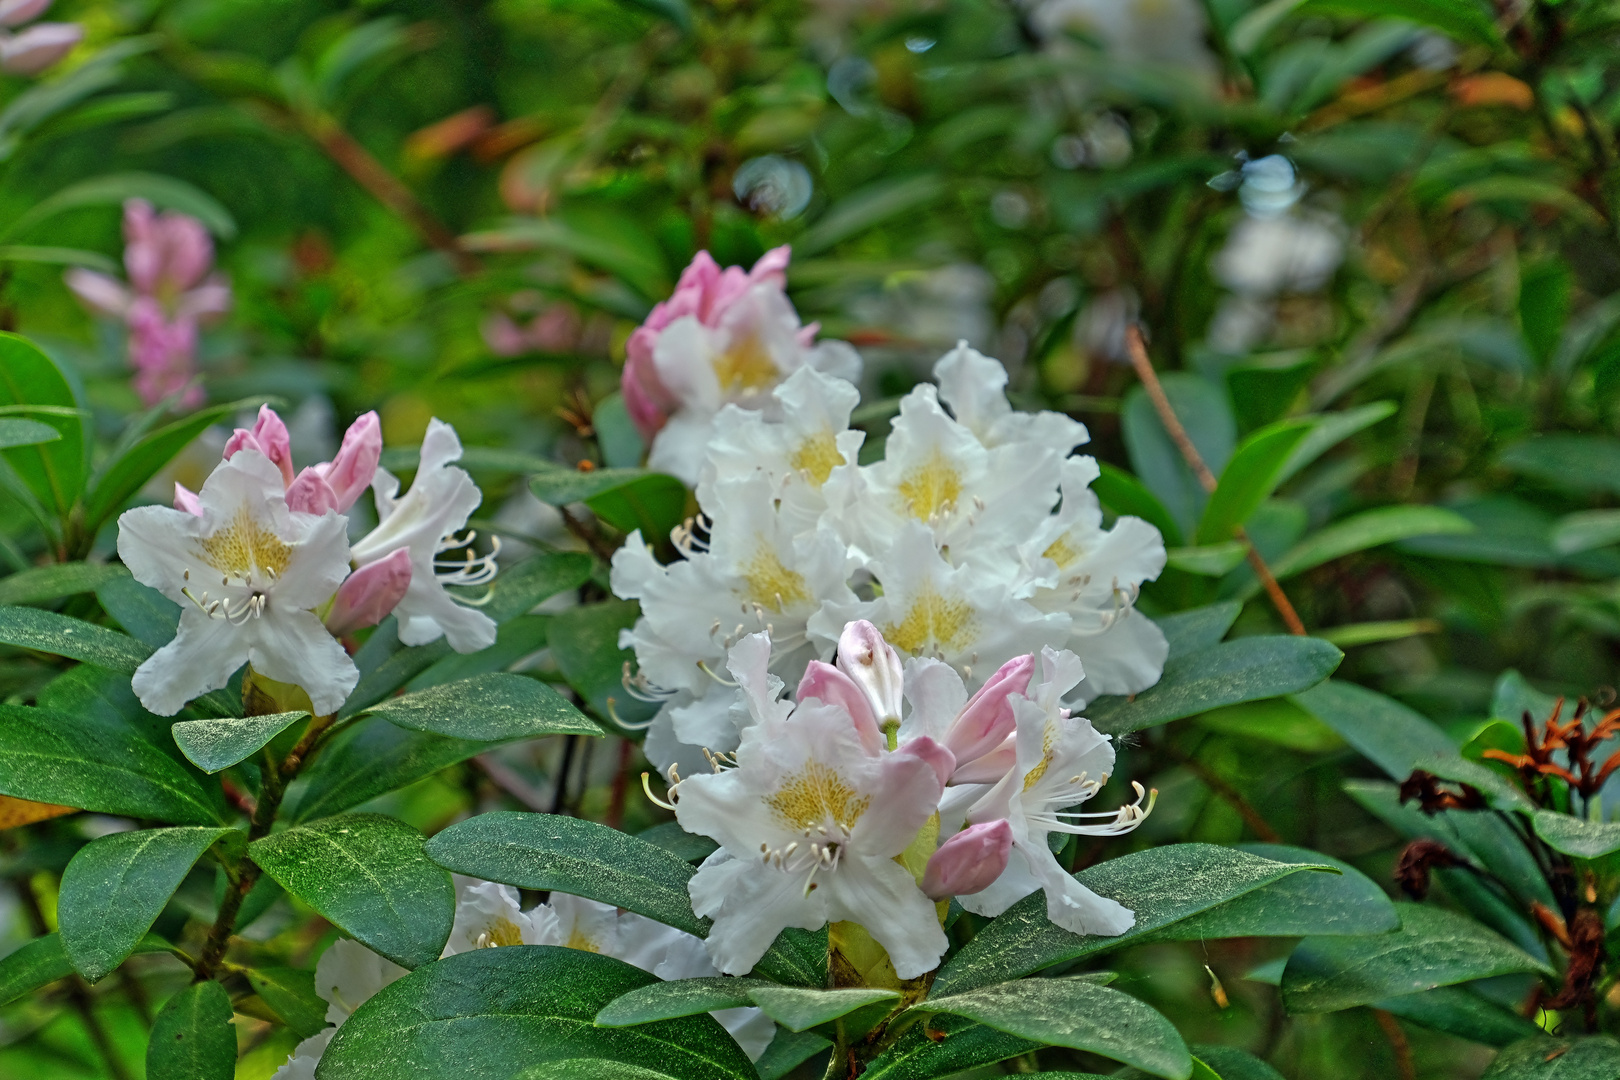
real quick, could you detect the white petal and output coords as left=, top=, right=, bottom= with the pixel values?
left=116, top=503, right=205, bottom=604
left=689, top=854, right=824, bottom=976
left=130, top=607, right=249, bottom=716
left=246, top=608, right=358, bottom=716
left=822, top=854, right=947, bottom=980
left=899, top=657, right=966, bottom=744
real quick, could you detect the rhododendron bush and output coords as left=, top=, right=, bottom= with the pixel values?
left=2, top=1, right=1620, bottom=1078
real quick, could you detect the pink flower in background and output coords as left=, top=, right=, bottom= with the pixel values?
left=65, top=199, right=232, bottom=408
left=0, top=0, right=82, bottom=75
left=209, top=405, right=382, bottom=518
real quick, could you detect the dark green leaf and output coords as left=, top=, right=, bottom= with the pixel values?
left=0, top=417, right=61, bottom=449
left=1498, top=434, right=1620, bottom=498
left=1189, top=1045, right=1286, bottom=1080
left=1375, top=985, right=1539, bottom=1048
left=285, top=716, right=494, bottom=822
left=406, top=615, right=550, bottom=693
left=755, top=1029, right=830, bottom=1080
left=1282, top=903, right=1552, bottom=1014
left=1196, top=699, right=1343, bottom=752
left=1520, top=261, right=1573, bottom=365
left=596, top=977, right=772, bottom=1026
left=530, top=467, right=687, bottom=538
left=246, top=966, right=329, bottom=1039
left=750, top=986, right=898, bottom=1033
left=1275, top=401, right=1396, bottom=484
left=171, top=712, right=308, bottom=773
left=549, top=599, right=657, bottom=726
left=59, top=826, right=233, bottom=981
left=1292, top=680, right=1457, bottom=781
left=0, top=932, right=169, bottom=1007
left=1154, top=601, right=1241, bottom=660
left=518, top=1063, right=700, bottom=1080
left=146, top=980, right=236, bottom=1080
left=1093, top=464, right=1184, bottom=548
left=796, top=173, right=946, bottom=256
left=1270, top=507, right=1474, bottom=580
left=1165, top=542, right=1247, bottom=577
left=1530, top=811, right=1620, bottom=859
left=1297, top=0, right=1499, bottom=47
left=859, top=1013, right=1041, bottom=1080
left=0, top=334, right=86, bottom=520
left=249, top=814, right=452, bottom=968
left=480, top=552, right=595, bottom=624
left=934, top=844, right=1330, bottom=994
left=1196, top=418, right=1315, bottom=545
left=1492, top=670, right=1559, bottom=727
left=1482, top=1035, right=1620, bottom=1078
left=0, top=562, right=126, bottom=606
left=0, top=606, right=151, bottom=672
left=0, top=245, right=119, bottom=272
left=1088, top=636, right=1342, bottom=736
left=7, top=171, right=236, bottom=240
left=912, top=979, right=1189, bottom=1080
left=1122, top=373, right=1236, bottom=540
left=363, top=672, right=600, bottom=741
left=636, top=822, right=718, bottom=864
left=0, top=703, right=220, bottom=824
left=595, top=392, right=646, bottom=469
left=95, top=575, right=180, bottom=648
left=317, top=946, right=756, bottom=1080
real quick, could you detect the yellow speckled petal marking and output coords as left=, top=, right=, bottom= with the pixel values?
left=766, top=761, right=871, bottom=831
left=898, top=449, right=963, bottom=521
left=742, top=540, right=812, bottom=612
left=1023, top=721, right=1060, bottom=791
left=482, top=917, right=526, bottom=947
left=197, top=507, right=292, bottom=579
left=563, top=926, right=602, bottom=952
left=1042, top=533, right=1080, bottom=570
left=714, top=332, right=779, bottom=393
left=791, top=430, right=843, bottom=486
left=882, top=581, right=973, bottom=655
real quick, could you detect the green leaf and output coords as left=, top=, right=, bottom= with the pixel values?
left=1498, top=435, right=1620, bottom=498
left=1146, top=843, right=1396, bottom=941
left=1276, top=401, right=1396, bottom=484
left=637, top=822, right=718, bottom=864
left=1270, top=506, right=1474, bottom=580
left=1281, top=903, right=1552, bottom=1014
left=1093, top=464, right=1184, bottom=548
left=1189, top=1045, right=1287, bottom=1080
left=95, top=575, right=180, bottom=648
left=1375, top=985, right=1539, bottom=1049
left=0, top=562, right=126, bottom=606
left=596, top=978, right=771, bottom=1027
left=170, top=712, right=308, bottom=773
left=1315, top=620, right=1442, bottom=647
left=284, top=716, right=493, bottom=822
left=82, top=396, right=271, bottom=530
left=406, top=614, right=551, bottom=693
left=518, top=1063, right=701, bottom=1080
left=247, top=965, right=329, bottom=1039
left=146, top=980, right=236, bottom=1080
left=1520, top=261, right=1572, bottom=365
left=549, top=599, right=657, bottom=726
left=1155, top=601, right=1241, bottom=660
left=1291, top=680, right=1457, bottom=781
left=477, top=551, right=596, bottom=624
left=363, top=672, right=601, bottom=741
left=1165, top=542, right=1247, bottom=577
left=59, top=826, right=233, bottom=982
left=1227, top=351, right=1318, bottom=433
left=1297, top=0, right=1499, bottom=46
left=1529, top=810, right=1620, bottom=859
left=316, top=946, right=756, bottom=1080
left=249, top=814, right=453, bottom=969
left=1196, top=418, right=1315, bottom=545
left=6, top=171, right=236, bottom=241
left=755, top=1030, right=831, bottom=1080
left=0, top=606, right=151, bottom=672
left=934, top=844, right=1330, bottom=994
left=911, top=978, right=1190, bottom=1080
left=0, top=333, right=87, bottom=520
left=463, top=211, right=671, bottom=300
left=1087, top=636, right=1342, bottom=736
left=1197, top=699, right=1343, bottom=752
left=860, top=1013, right=1041, bottom=1080
left=0, top=245, right=119, bottom=272
left=530, top=467, right=687, bottom=538
left=594, top=393, right=646, bottom=469
left=796, top=173, right=946, bottom=257
left=0, top=703, right=220, bottom=824
left=0, top=417, right=61, bottom=449
left=0, top=932, right=169, bottom=1007
left=750, top=986, right=899, bottom=1033
left=1123, top=373, right=1236, bottom=540
left=1550, top=509, right=1620, bottom=555
left=1482, top=1035, right=1620, bottom=1078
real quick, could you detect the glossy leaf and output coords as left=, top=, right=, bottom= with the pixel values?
left=1270, top=506, right=1474, bottom=580
left=59, top=826, right=233, bottom=982
left=0, top=703, right=219, bottom=824
left=1165, top=542, right=1247, bottom=577
left=912, top=978, right=1190, bottom=1079
left=1530, top=811, right=1620, bottom=859
left=95, top=575, right=180, bottom=648
left=0, top=333, right=86, bottom=518
left=596, top=978, right=772, bottom=1027
left=171, top=711, right=308, bottom=773
left=1498, top=434, right=1620, bottom=498
left=1275, top=401, right=1396, bottom=483
left=146, top=980, right=236, bottom=1080
left=549, top=599, right=657, bottom=726
left=859, top=1013, right=1041, bottom=1080
left=247, top=965, right=329, bottom=1040
left=1189, top=1045, right=1287, bottom=1080
left=1088, top=636, right=1342, bottom=735
left=0, top=561, right=126, bottom=606
left=317, top=946, right=756, bottom=1080
left=1122, top=373, right=1236, bottom=540
left=249, top=813, right=453, bottom=969
left=286, top=716, right=498, bottom=822
left=363, top=672, right=601, bottom=741
left=1292, top=680, right=1457, bottom=781
left=1093, top=463, right=1184, bottom=548
left=0, top=606, right=151, bottom=672
left=1155, top=601, right=1241, bottom=660
left=754, top=1030, right=830, bottom=1080
left=1197, top=699, right=1343, bottom=752
left=530, top=467, right=687, bottom=538
left=934, top=844, right=1330, bottom=994
left=406, top=614, right=551, bottom=693
left=1281, top=903, right=1552, bottom=1014
left=0, top=932, right=170, bottom=1007
left=1482, top=1035, right=1620, bottom=1078
left=1196, top=417, right=1315, bottom=545
left=1375, top=985, right=1539, bottom=1049
left=0, top=416, right=61, bottom=448
left=750, top=986, right=899, bottom=1033
left=1550, top=509, right=1620, bottom=554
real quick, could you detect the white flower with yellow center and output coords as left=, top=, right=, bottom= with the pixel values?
left=1019, top=457, right=1168, bottom=698
left=117, top=448, right=357, bottom=716
left=672, top=659, right=950, bottom=979
left=271, top=938, right=406, bottom=1080
left=959, top=647, right=1153, bottom=934
left=443, top=877, right=545, bottom=955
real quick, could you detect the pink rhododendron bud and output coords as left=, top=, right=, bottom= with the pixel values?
left=0, top=0, right=53, bottom=28
left=896, top=735, right=955, bottom=788
left=944, top=654, right=1034, bottom=767
left=224, top=406, right=295, bottom=487
left=0, top=21, right=79, bottom=74
left=325, top=548, right=412, bottom=636
left=124, top=200, right=214, bottom=297
left=286, top=467, right=340, bottom=515
left=950, top=734, right=1016, bottom=784
left=63, top=268, right=131, bottom=318
left=922, top=820, right=1013, bottom=900
left=836, top=620, right=905, bottom=735
left=797, top=661, right=883, bottom=755
left=173, top=483, right=202, bottom=516
left=314, top=411, right=381, bottom=512
left=127, top=300, right=201, bottom=407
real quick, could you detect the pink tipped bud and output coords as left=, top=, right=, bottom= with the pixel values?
left=836, top=620, right=905, bottom=732
left=173, top=483, right=202, bottom=516
left=286, top=467, right=339, bottom=515
left=317, top=411, right=381, bottom=512
left=798, top=661, right=883, bottom=755
left=0, top=0, right=54, bottom=29
left=922, top=820, right=1013, bottom=900
left=897, top=735, right=955, bottom=788
left=224, top=405, right=294, bottom=487
left=326, top=548, right=412, bottom=636
left=0, top=21, right=80, bottom=74
left=620, top=337, right=674, bottom=442
left=944, top=654, right=1033, bottom=767
left=950, top=734, right=1017, bottom=784
left=63, top=268, right=131, bottom=318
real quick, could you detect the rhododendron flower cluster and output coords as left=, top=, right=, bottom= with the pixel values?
left=661, top=623, right=1152, bottom=978
left=116, top=405, right=498, bottom=716
left=620, top=246, right=861, bottom=485
left=66, top=199, right=232, bottom=408
left=613, top=339, right=1168, bottom=777
left=0, top=0, right=81, bottom=75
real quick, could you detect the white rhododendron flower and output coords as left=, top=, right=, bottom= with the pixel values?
left=271, top=938, right=407, bottom=1080
left=117, top=448, right=357, bottom=715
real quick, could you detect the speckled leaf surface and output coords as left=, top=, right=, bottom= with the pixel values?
left=749, top=986, right=899, bottom=1033
left=859, top=1013, right=1042, bottom=1080
left=1530, top=810, right=1620, bottom=859
left=0, top=606, right=150, bottom=672
left=285, top=716, right=493, bottom=823
left=363, top=672, right=600, bottom=741
left=934, top=844, right=1326, bottom=994
left=249, top=813, right=452, bottom=969
left=316, top=945, right=756, bottom=1080
left=0, top=932, right=169, bottom=1007
left=1482, top=1035, right=1620, bottom=1078
left=59, top=826, right=233, bottom=981
left=1189, top=1045, right=1287, bottom=1080
left=171, top=711, right=307, bottom=773
left=146, top=980, right=235, bottom=1080
left=596, top=978, right=772, bottom=1027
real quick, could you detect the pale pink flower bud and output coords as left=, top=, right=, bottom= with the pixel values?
left=0, top=0, right=53, bottom=29
left=124, top=199, right=213, bottom=296
left=286, top=467, right=339, bottom=515
left=224, top=405, right=294, bottom=487
left=922, top=820, right=1013, bottom=900
left=173, top=483, right=202, bottom=516
left=126, top=300, right=200, bottom=407
left=944, top=654, right=1034, bottom=768
left=326, top=548, right=412, bottom=636
left=950, top=734, right=1016, bottom=784
left=63, top=268, right=131, bottom=318
left=897, top=735, right=955, bottom=788
left=836, top=620, right=905, bottom=732
left=797, top=661, right=883, bottom=755
left=0, top=21, right=80, bottom=75
left=314, top=411, right=380, bottom=512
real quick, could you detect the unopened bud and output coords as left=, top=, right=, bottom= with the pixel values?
left=317, top=411, right=381, bottom=512
left=922, top=820, right=1012, bottom=900
left=326, top=548, right=412, bottom=636
left=798, top=661, right=882, bottom=755
left=224, top=405, right=294, bottom=487
left=0, top=21, right=80, bottom=75
left=944, top=653, right=1032, bottom=766
left=836, top=620, right=904, bottom=740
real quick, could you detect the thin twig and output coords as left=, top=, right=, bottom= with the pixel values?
left=1124, top=326, right=1307, bottom=635
left=1165, top=746, right=1281, bottom=843
left=1371, top=1009, right=1417, bottom=1080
